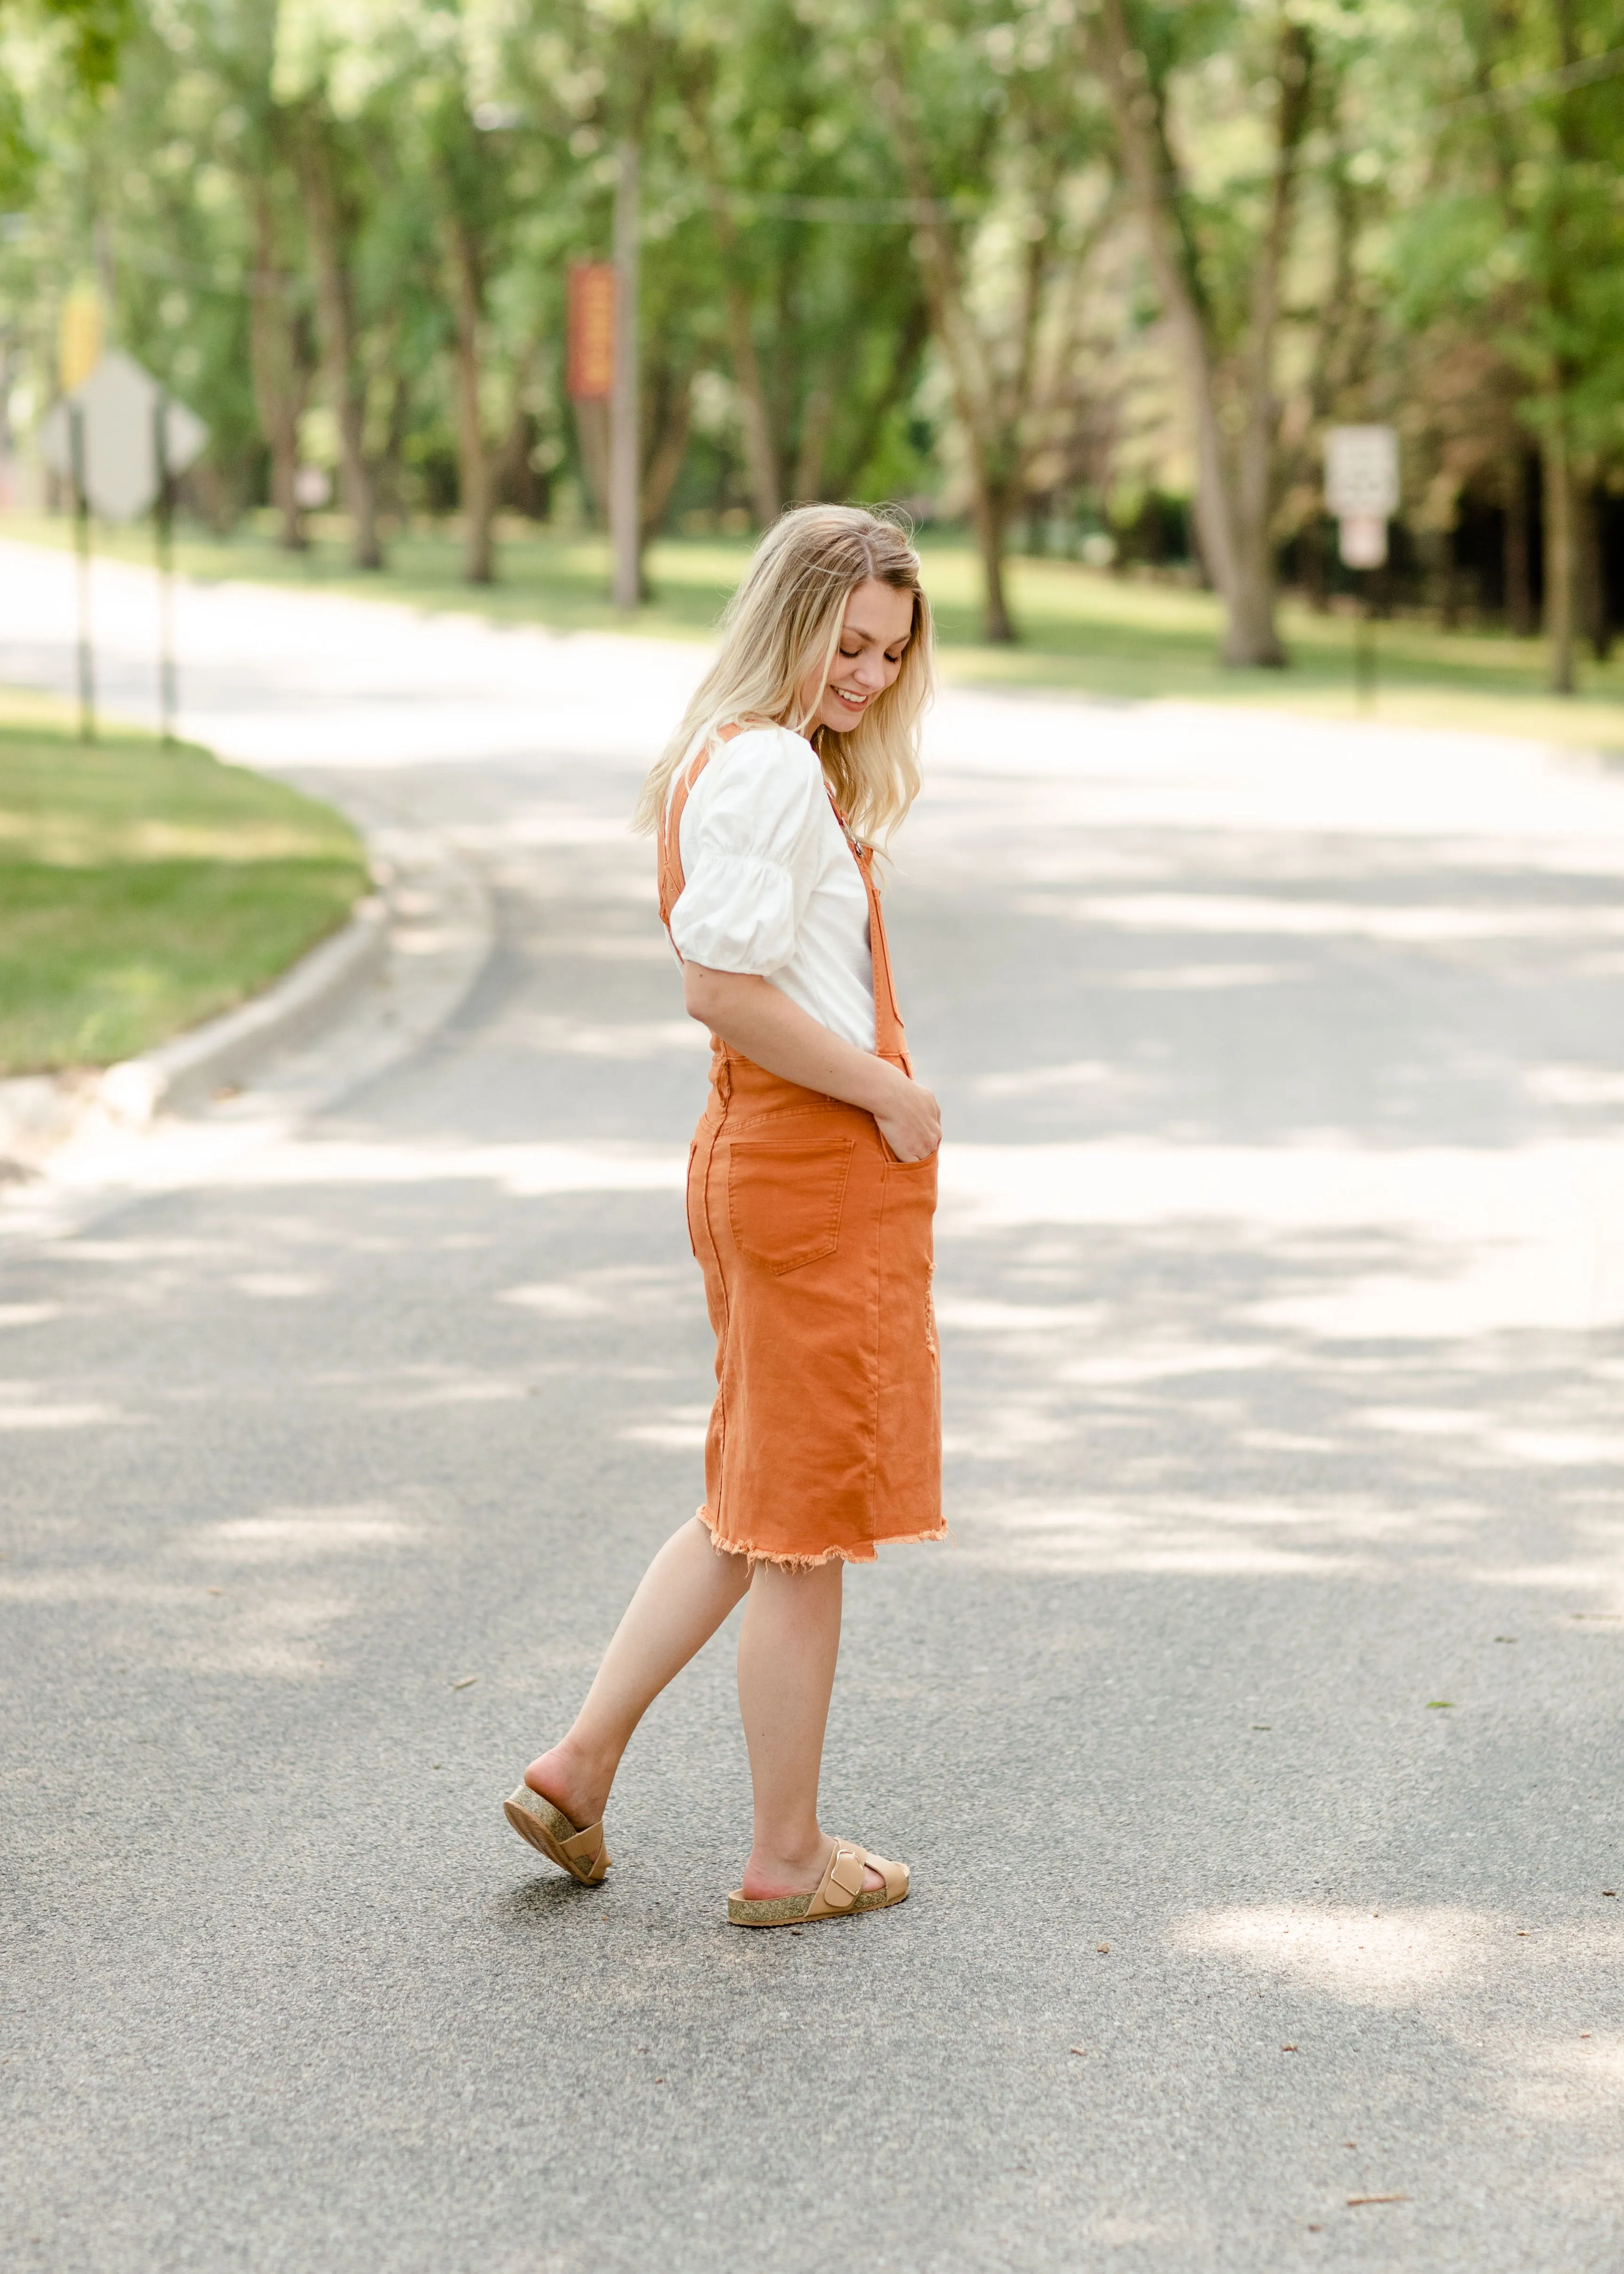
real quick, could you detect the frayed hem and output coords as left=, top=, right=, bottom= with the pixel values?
left=695, top=1504, right=948, bottom=1571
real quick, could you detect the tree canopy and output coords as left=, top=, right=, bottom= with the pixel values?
left=1, top=0, right=1620, bottom=682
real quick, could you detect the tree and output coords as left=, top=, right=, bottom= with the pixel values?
left=1081, top=0, right=1343, bottom=666
left=1377, top=0, right=1624, bottom=688
left=680, top=0, right=931, bottom=531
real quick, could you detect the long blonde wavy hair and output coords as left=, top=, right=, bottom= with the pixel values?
left=633, top=504, right=933, bottom=847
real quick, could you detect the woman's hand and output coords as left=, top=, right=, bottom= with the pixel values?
left=872, top=1065, right=941, bottom=1163
left=683, top=964, right=941, bottom=1158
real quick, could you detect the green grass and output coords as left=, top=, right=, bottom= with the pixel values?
left=0, top=687, right=369, bottom=1074
left=6, top=509, right=1624, bottom=754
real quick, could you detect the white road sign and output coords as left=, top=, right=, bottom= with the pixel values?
left=40, top=350, right=208, bottom=521
left=1325, top=424, right=1399, bottom=519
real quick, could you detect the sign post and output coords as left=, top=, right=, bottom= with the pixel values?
left=153, top=394, right=177, bottom=743
left=567, top=259, right=613, bottom=562
left=609, top=141, right=641, bottom=613
left=68, top=401, right=95, bottom=741
left=1325, top=425, right=1399, bottom=713
left=40, top=351, right=207, bottom=745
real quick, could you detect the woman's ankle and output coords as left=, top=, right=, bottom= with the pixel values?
left=740, top=1829, right=887, bottom=1901
left=524, top=1735, right=616, bottom=1829
left=739, top=1831, right=830, bottom=1901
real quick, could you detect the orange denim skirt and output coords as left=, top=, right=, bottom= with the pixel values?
left=660, top=748, right=944, bottom=1567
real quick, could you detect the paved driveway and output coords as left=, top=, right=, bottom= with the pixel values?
left=3, top=540, right=1623, bottom=2272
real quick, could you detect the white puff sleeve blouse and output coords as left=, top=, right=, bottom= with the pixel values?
left=668, top=726, right=876, bottom=1053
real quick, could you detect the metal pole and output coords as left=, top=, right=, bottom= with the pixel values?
left=1356, top=578, right=1376, bottom=713
left=154, top=395, right=176, bottom=745
left=68, top=401, right=95, bottom=743
left=609, top=138, right=640, bottom=612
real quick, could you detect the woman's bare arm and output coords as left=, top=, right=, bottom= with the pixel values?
left=682, top=964, right=941, bottom=1162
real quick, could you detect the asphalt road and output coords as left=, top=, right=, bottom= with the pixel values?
left=3, top=540, right=1624, bottom=2273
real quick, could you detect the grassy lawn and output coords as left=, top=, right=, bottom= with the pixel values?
left=6, top=509, right=1624, bottom=755
left=0, top=686, right=369, bottom=1075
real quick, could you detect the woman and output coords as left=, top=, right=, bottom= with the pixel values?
left=504, top=505, right=942, bottom=1928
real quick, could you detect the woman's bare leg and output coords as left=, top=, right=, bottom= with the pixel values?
left=735, top=1559, right=882, bottom=1898
left=526, top=1516, right=751, bottom=1828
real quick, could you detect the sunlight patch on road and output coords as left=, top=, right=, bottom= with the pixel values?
left=209, top=1138, right=688, bottom=1195
left=1174, top=1906, right=1491, bottom=2005
left=1060, top=1341, right=1290, bottom=1386
left=1114, top=962, right=1293, bottom=990
left=189, top=1506, right=420, bottom=1561
left=500, top=1265, right=700, bottom=1320
left=973, top=1059, right=1115, bottom=1099
left=1028, top=892, right=1624, bottom=942
left=1527, top=1066, right=1624, bottom=1107
left=516, top=1015, right=706, bottom=1058
left=934, top=1297, right=1105, bottom=1333
left=0, top=1381, right=137, bottom=1430
left=622, top=1404, right=711, bottom=1451
left=949, top=1494, right=1382, bottom=1575
left=937, top=1140, right=1624, bottom=1334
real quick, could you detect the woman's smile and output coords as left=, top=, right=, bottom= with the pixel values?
left=801, top=577, right=917, bottom=737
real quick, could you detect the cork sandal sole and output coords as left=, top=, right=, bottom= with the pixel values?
left=728, top=1838, right=908, bottom=1928
left=502, top=1783, right=611, bottom=1884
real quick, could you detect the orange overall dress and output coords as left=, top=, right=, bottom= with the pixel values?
left=659, top=744, right=944, bottom=1568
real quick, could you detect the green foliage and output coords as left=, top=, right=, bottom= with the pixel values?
left=0, top=0, right=1619, bottom=662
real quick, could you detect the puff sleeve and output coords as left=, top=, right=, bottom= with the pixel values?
left=668, top=729, right=827, bottom=974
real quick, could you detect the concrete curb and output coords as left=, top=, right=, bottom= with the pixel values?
left=0, top=888, right=388, bottom=1172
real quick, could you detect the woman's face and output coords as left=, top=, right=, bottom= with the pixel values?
left=799, top=577, right=916, bottom=737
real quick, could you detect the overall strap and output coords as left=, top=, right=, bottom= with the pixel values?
left=657, top=737, right=715, bottom=934
left=832, top=799, right=912, bottom=1078
left=660, top=737, right=912, bottom=1080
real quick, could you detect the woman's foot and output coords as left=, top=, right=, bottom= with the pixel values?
left=523, top=1740, right=614, bottom=1832
left=739, top=1832, right=885, bottom=1901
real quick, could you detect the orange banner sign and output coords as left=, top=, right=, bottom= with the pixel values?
left=568, top=263, right=615, bottom=401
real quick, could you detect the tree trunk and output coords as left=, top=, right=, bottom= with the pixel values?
left=495, top=344, right=544, bottom=519
left=1090, top=0, right=1304, bottom=667
left=1542, top=416, right=1575, bottom=694
left=925, top=309, right=1017, bottom=641
left=793, top=378, right=832, bottom=503
left=1090, top=6, right=1236, bottom=600
left=877, top=57, right=1018, bottom=643
left=720, top=274, right=779, bottom=528
left=1224, top=24, right=1309, bottom=670
left=445, top=215, right=494, bottom=585
left=969, top=479, right=1015, bottom=644
left=818, top=300, right=930, bottom=502
left=1579, top=481, right=1610, bottom=663
left=247, top=187, right=307, bottom=552
left=696, top=153, right=780, bottom=528
left=1437, top=525, right=1461, bottom=631
left=375, top=366, right=411, bottom=528
left=296, top=121, right=382, bottom=572
left=640, top=370, right=694, bottom=543
left=574, top=398, right=609, bottom=522
left=1504, top=453, right=1534, bottom=634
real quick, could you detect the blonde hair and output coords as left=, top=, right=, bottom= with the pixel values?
left=633, top=504, right=933, bottom=846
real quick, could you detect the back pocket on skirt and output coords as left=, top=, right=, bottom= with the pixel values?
left=727, top=1133, right=858, bottom=1275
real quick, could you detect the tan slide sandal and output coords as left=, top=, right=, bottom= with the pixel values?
left=502, top=1783, right=611, bottom=1884
left=727, top=1838, right=909, bottom=1928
